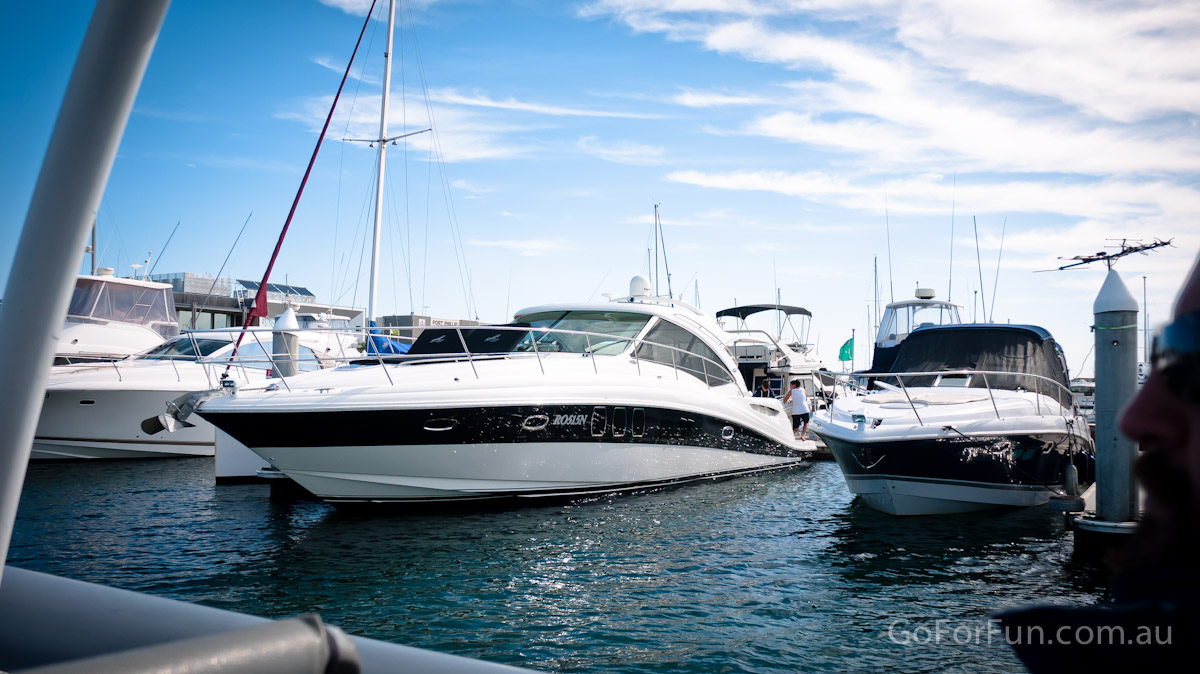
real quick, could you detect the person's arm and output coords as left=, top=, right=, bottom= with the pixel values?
left=782, top=390, right=792, bottom=404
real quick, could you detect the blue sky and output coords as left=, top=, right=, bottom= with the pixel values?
left=3, top=0, right=1198, bottom=376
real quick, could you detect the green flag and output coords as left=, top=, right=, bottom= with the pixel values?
left=838, top=337, right=854, bottom=362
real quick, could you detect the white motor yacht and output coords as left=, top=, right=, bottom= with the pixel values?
left=54, top=270, right=180, bottom=364
left=810, top=324, right=1095, bottom=515
left=190, top=276, right=810, bottom=505
left=716, top=303, right=830, bottom=406
left=33, top=321, right=360, bottom=460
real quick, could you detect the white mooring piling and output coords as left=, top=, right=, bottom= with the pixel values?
left=1074, top=268, right=1141, bottom=564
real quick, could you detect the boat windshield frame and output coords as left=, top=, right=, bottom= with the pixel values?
left=66, top=277, right=179, bottom=337
left=875, top=301, right=961, bottom=346
left=138, top=336, right=234, bottom=361
left=512, top=310, right=653, bottom=356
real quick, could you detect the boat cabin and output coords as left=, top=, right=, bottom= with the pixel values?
left=66, top=272, right=179, bottom=339
left=869, top=288, right=961, bottom=372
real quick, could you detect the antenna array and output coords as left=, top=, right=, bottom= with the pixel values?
left=1038, top=238, right=1173, bottom=272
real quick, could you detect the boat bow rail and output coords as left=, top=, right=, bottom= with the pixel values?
left=816, top=369, right=1079, bottom=426
left=208, top=323, right=750, bottom=395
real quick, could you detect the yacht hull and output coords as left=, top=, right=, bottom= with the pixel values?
left=33, top=388, right=215, bottom=460
left=818, top=430, right=1084, bottom=515
left=201, top=403, right=807, bottom=503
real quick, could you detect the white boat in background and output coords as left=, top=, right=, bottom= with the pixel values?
left=55, top=269, right=179, bottom=364
left=716, top=303, right=830, bottom=406
left=811, top=324, right=1095, bottom=515
left=186, top=276, right=810, bottom=505
left=1070, top=377, right=1095, bottom=426
left=865, top=288, right=962, bottom=373
left=33, top=317, right=361, bottom=461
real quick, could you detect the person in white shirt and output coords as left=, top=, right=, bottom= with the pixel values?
left=782, top=379, right=810, bottom=440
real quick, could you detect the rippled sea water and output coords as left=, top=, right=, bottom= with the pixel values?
left=10, top=459, right=1107, bottom=673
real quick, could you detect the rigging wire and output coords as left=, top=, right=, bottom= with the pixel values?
left=973, top=215, right=987, bottom=323
left=948, top=170, right=956, bottom=302
left=194, top=212, right=253, bottom=324
left=884, top=182, right=894, bottom=302
left=225, top=0, right=379, bottom=372
left=147, top=219, right=181, bottom=276
left=407, top=3, right=476, bottom=318
left=329, top=2, right=380, bottom=313
left=989, top=216, right=1006, bottom=323
left=587, top=269, right=611, bottom=303
left=655, top=203, right=673, bottom=298
left=398, top=7, right=414, bottom=315
left=339, top=151, right=382, bottom=310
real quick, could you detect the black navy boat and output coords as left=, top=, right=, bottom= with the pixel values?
left=810, top=324, right=1094, bottom=515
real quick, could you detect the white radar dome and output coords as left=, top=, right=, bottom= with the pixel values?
left=915, top=288, right=936, bottom=300
left=629, top=275, right=652, bottom=297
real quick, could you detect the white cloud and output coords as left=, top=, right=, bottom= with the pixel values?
left=664, top=170, right=1200, bottom=223
left=317, top=0, right=444, bottom=17
left=577, top=136, right=665, bottom=165
left=276, top=94, right=538, bottom=162
left=467, top=238, right=571, bottom=256
left=672, top=89, right=771, bottom=107
left=451, top=179, right=495, bottom=194
left=430, top=88, right=663, bottom=119
left=895, top=0, right=1200, bottom=123
left=312, top=56, right=381, bottom=86
left=583, top=1, right=1200, bottom=178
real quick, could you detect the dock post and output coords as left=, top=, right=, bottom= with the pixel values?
left=1074, top=268, right=1140, bottom=566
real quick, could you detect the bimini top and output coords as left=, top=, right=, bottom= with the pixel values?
left=887, top=324, right=1072, bottom=402
left=716, top=304, right=812, bottom=320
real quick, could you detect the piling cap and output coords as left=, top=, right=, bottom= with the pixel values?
left=1093, top=268, right=1139, bottom=314
left=273, top=306, right=299, bottom=330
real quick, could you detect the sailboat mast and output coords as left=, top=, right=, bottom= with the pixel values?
left=368, top=0, right=397, bottom=324
left=653, top=204, right=659, bottom=296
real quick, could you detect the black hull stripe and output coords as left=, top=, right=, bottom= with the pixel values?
left=322, top=460, right=810, bottom=504
left=817, top=431, right=1094, bottom=487
left=201, top=404, right=803, bottom=459
left=843, top=474, right=1062, bottom=492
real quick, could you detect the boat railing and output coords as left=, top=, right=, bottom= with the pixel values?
left=193, top=324, right=747, bottom=395
left=813, top=368, right=1077, bottom=426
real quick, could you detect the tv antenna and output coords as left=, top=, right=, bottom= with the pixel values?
left=1036, top=238, right=1173, bottom=272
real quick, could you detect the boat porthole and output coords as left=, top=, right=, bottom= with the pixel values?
left=78, top=400, right=96, bottom=406
left=424, top=418, right=457, bottom=432
left=521, top=414, right=550, bottom=431
left=721, top=426, right=735, bottom=440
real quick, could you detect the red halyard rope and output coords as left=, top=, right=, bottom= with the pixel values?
left=224, top=0, right=379, bottom=373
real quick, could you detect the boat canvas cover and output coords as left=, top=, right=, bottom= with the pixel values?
left=885, top=325, right=1072, bottom=406
left=716, top=304, right=811, bottom=320
left=407, top=324, right=530, bottom=355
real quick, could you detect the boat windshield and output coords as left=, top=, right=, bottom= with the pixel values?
left=513, top=311, right=651, bottom=355
left=67, top=278, right=179, bottom=337
left=876, top=302, right=961, bottom=346
left=139, top=336, right=233, bottom=360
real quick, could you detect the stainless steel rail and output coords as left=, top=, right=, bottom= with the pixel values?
left=187, top=324, right=747, bottom=395
left=814, top=369, right=1077, bottom=425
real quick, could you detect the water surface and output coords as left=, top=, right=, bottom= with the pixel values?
left=10, top=459, right=1106, bottom=672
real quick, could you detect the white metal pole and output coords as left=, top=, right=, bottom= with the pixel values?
left=0, top=0, right=170, bottom=584
left=367, top=0, right=396, bottom=325
left=1094, top=268, right=1139, bottom=523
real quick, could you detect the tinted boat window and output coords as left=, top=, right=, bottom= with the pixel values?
left=636, top=320, right=732, bottom=386
left=140, top=337, right=232, bottom=360
left=513, top=311, right=650, bottom=354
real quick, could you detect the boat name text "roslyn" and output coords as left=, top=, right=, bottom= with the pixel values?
left=551, top=414, right=589, bottom=426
